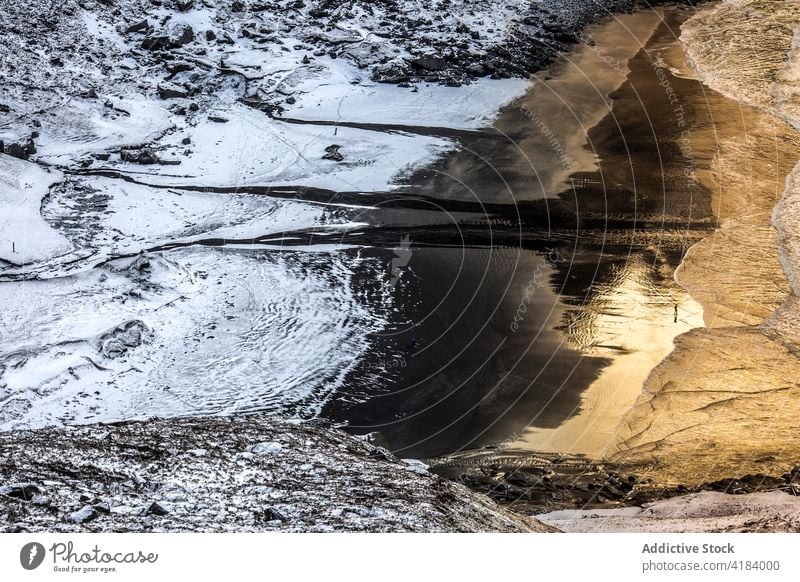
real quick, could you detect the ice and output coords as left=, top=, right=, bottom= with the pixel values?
left=0, top=248, right=391, bottom=429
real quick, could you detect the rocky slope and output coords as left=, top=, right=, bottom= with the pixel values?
left=0, top=415, right=551, bottom=532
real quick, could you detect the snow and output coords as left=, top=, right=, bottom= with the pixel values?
left=281, top=57, right=530, bottom=129
left=4, top=96, right=173, bottom=166
left=43, top=175, right=327, bottom=258
left=0, top=155, right=71, bottom=265
left=111, top=101, right=454, bottom=191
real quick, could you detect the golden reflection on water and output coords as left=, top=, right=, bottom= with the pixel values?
left=512, top=253, right=703, bottom=456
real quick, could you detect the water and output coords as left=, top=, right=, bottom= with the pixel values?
left=324, top=8, right=717, bottom=459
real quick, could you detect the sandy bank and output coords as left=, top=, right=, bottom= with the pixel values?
left=611, top=0, right=800, bottom=485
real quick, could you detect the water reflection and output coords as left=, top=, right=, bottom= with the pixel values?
left=325, top=8, right=713, bottom=459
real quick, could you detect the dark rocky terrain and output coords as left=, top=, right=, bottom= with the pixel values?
left=431, top=449, right=800, bottom=516
left=0, top=415, right=552, bottom=532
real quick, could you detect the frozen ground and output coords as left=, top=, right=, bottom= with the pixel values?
left=0, top=415, right=550, bottom=532
left=0, top=156, right=71, bottom=266
left=0, top=249, right=390, bottom=429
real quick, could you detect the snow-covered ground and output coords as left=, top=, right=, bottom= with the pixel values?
left=1, top=0, right=542, bottom=429
left=0, top=249, right=390, bottom=429
left=0, top=415, right=550, bottom=532
left=0, top=156, right=71, bottom=265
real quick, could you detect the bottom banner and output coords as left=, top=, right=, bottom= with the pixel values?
left=1, top=533, right=798, bottom=581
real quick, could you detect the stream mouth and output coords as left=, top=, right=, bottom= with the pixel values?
left=319, top=7, right=718, bottom=459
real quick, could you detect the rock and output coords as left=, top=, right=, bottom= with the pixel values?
left=205, top=30, right=216, bottom=41
left=189, top=102, right=199, bottom=112
left=93, top=502, right=111, bottom=514
left=261, top=507, right=285, bottom=521
left=371, top=62, right=410, bottom=84
left=4, top=138, right=36, bottom=160
left=368, top=447, right=392, bottom=461
left=128, top=255, right=151, bottom=273
left=120, top=149, right=159, bottom=164
left=99, top=320, right=150, bottom=358
left=171, top=25, right=194, bottom=47
left=181, top=137, right=191, bottom=145
left=141, top=36, right=170, bottom=51
left=208, top=115, right=228, bottom=123
left=176, top=0, right=194, bottom=11
left=70, top=505, right=98, bottom=524
left=126, top=19, right=150, bottom=34
left=166, top=62, right=193, bottom=77
left=93, top=152, right=110, bottom=161
left=144, top=501, right=169, bottom=516
left=360, top=432, right=391, bottom=449
left=467, top=63, right=486, bottom=76
left=410, top=55, right=447, bottom=71
left=231, top=0, right=244, bottom=12
left=158, top=84, right=188, bottom=99
left=0, top=484, right=41, bottom=501
left=5, top=143, right=29, bottom=160
left=0, top=103, right=10, bottom=113
left=322, top=144, right=343, bottom=162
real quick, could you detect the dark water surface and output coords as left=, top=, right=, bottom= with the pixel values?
left=323, top=7, right=716, bottom=458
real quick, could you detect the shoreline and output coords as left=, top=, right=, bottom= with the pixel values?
left=608, top=0, right=800, bottom=486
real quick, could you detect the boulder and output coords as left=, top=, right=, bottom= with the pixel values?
left=70, top=505, right=98, bottom=524
left=126, top=19, right=150, bottom=34
left=171, top=25, right=194, bottom=47
left=141, top=35, right=170, bottom=51
left=166, top=62, right=193, bottom=77
left=322, top=144, right=343, bottom=162
left=144, top=501, right=169, bottom=516
left=0, top=484, right=41, bottom=501
left=120, top=149, right=159, bottom=164
left=4, top=138, right=36, bottom=160
left=410, top=55, right=447, bottom=71
left=158, top=83, right=188, bottom=99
